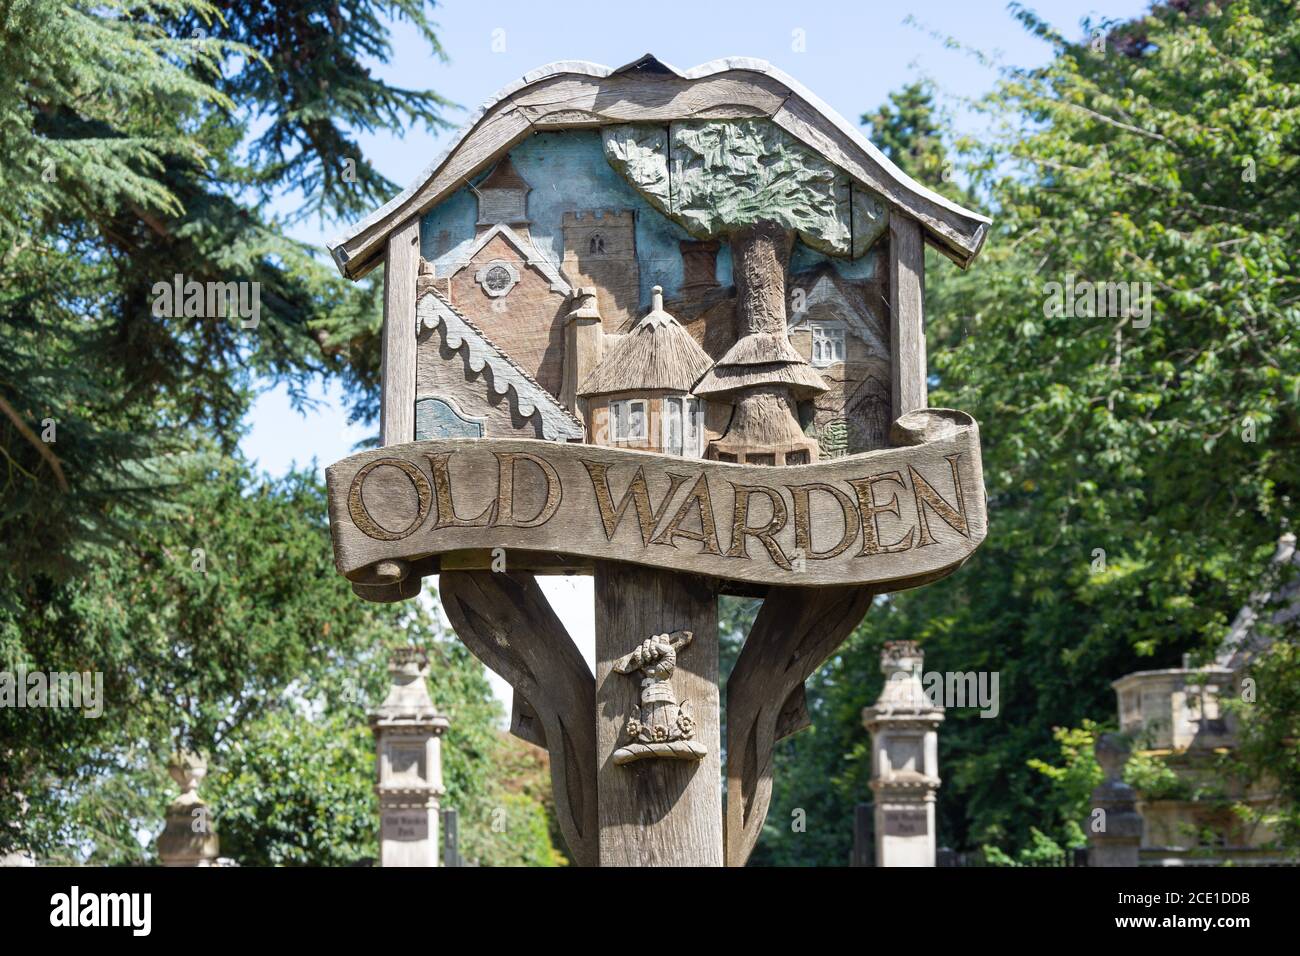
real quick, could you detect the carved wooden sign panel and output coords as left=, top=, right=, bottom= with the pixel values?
left=323, top=55, right=994, bottom=866
left=327, top=408, right=985, bottom=592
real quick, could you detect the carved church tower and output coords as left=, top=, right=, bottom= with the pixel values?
left=561, top=210, right=639, bottom=330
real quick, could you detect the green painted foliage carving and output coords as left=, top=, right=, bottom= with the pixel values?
left=602, top=119, right=887, bottom=256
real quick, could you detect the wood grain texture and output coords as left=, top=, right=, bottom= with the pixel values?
left=561, top=288, right=603, bottom=415
left=602, top=121, right=886, bottom=258
left=438, top=570, right=598, bottom=867
left=577, top=288, right=713, bottom=398
left=415, top=289, right=584, bottom=442
left=889, top=214, right=927, bottom=423
left=786, top=265, right=893, bottom=456
left=381, top=217, right=421, bottom=446
left=724, top=584, right=875, bottom=867
left=444, top=230, right=571, bottom=401
left=595, top=562, right=722, bottom=866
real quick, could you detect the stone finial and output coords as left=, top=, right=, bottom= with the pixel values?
left=168, top=750, right=206, bottom=794
left=866, top=641, right=940, bottom=717
left=370, top=647, right=449, bottom=867
left=862, top=640, right=943, bottom=867
left=373, top=647, right=440, bottom=722
left=157, top=750, right=221, bottom=867
left=882, top=639, right=922, bottom=673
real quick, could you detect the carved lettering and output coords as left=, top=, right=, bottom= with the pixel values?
left=848, top=471, right=915, bottom=556
left=492, top=452, right=562, bottom=528
left=327, top=412, right=987, bottom=592
left=726, top=483, right=791, bottom=570
left=789, top=482, right=859, bottom=559
left=909, top=455, right=969, bottom=547
left=649, top=473, right=722, bottom=554
left=347, top=458, right=432, bottom=541
left=582, top=461, right=691, bottom=545
left=426, top=452, right=497, bottom=528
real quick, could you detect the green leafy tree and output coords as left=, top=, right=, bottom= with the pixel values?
left=2, top=457, right=563, bottom=865
left=0, top=0, right=552, bottom=865
left=863, top=81, right=971, bottom=206
left=747, top=0, right=1300, bottom=864
left=1, top=0, right=455, bottom=587
left=207, top=639, right=565, bottom=867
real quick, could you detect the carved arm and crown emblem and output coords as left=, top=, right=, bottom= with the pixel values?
left=611, top=629, right=707, bottom=766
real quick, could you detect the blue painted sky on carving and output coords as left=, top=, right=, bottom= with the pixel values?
left=420, top=130, right=700, bottom=304
left=423, top=128, right=882, bottom=309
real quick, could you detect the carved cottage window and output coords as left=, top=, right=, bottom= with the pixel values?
left=810, top=321, right=846, bottom=366
left=611, top=399, right=647, bottom=441
left=662, top=396, right=704, bottom=457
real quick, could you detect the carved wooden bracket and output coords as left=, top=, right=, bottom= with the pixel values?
left=439, top=571, right=598, bottom=867
left=724, top=584, right=875, bottom=867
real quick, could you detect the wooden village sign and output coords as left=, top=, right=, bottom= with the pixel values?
left=324, top=55, right=991, bottom=867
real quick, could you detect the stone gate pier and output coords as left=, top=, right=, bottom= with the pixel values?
left=863, top=640, right=944, bottom=867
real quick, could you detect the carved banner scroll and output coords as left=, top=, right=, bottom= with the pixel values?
left=327, top=408, right=986, bottom=596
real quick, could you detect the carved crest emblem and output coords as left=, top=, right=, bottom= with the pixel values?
left=612, top=630, right=706, bottom=765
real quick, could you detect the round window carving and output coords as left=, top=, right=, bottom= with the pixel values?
left=475, top=259, right=519, bottom=298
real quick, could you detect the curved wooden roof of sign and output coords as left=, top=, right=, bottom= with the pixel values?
left=327, top=54, right=992, bottom=281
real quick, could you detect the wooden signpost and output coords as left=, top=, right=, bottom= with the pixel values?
left=324, top=55, right=991, bottom=867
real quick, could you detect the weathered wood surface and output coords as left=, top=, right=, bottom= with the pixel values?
left=595, top=562, right=721, bottom=866
left=440, top=225, right=574, bottom=405
left=561, top=288, right=603, bottom=415
left=326, top=408, right=986, bottom=594
left=381, top=216, right=421, bottom=446
left=438, top=570, right=598, bottom=867
left=327, top=59, right=990, bottom=280
left=890, top=213, right=927, bottom=423
left=724, top=584, right=875, bottom=867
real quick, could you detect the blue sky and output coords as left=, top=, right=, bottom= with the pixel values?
left=238, top=0, right=1153, bottom=706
